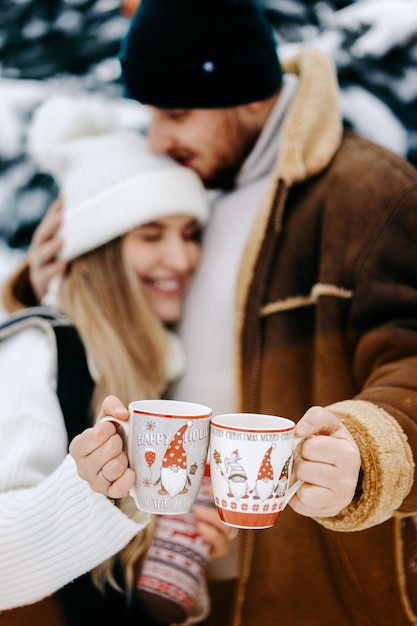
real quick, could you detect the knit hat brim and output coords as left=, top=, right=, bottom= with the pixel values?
left=27, top=96, right=210, bottom=262
left=60, top=166, right=209, bottom=260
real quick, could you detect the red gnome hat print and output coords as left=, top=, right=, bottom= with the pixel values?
left=159, top=421, right=192, bottom=497
left=254, top=444, right=275, bottom=501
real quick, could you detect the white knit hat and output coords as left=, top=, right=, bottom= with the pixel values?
left=27, top=96, right=209, bottom=261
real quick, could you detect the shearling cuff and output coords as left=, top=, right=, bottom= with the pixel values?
left=314, top=399, right=414, bottom=532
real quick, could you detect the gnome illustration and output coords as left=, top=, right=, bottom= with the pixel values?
left=159, top=421, right=192, bottom=497
left=254, top=444, right=276, bottom=501
left=275, top=454, right=291, bottom=498
left=223, top=449, right=249, bottom=500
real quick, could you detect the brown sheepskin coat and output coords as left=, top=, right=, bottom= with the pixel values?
left=229, top=48, right=417, bottom=626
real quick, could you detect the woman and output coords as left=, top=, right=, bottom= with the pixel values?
left=0, top=96, right=228, bottom=625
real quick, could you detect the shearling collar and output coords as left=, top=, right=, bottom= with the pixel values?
left=277, top=46, right=343, bottom=185
left=236, top=73, right=299, bottom=187
left=238, top=47, right=344, bottom=283
left=234, top=47, right=344, bottom=399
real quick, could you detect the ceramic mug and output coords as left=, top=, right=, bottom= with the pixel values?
left=209, top=413, right=303, bottom=529
left=101, top=399, right=212, bottom=514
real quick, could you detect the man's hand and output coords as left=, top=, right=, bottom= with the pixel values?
left=289, top=406, right=361, bottom=518
left=28, top=197, right=67, bottom=301
left=69, top=395, right=134, bottom=500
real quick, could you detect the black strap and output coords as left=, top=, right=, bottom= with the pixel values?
left=54, top=323, right=94, bottom=441
left=0, top=306, right=94, bottom=443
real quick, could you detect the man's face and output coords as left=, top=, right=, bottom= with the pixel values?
left=147, top=106, right=260, bottom=189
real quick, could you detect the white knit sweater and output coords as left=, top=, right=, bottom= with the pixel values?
left=0, top=325, right=150, bottom=610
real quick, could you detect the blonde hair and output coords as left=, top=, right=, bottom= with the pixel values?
left=58, top=237, right=169, bottom=597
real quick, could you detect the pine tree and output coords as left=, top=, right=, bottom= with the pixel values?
left=0, top=0, right=130, bottom=248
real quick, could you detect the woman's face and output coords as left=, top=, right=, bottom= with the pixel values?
left=121, top=215, right=202, bottom=324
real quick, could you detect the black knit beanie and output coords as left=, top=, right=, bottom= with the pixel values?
left=119, top=0, right=283, bottom=109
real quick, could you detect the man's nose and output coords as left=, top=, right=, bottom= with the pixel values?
left=148, top=123, right=173, bottom=154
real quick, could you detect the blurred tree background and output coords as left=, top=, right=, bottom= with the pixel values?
left=0, top=0, right=134, bottom=250
left=0, top=0, right=128, bottom=86
left=0, top=0, right=416, bottom=254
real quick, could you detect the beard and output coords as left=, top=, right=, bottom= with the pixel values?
left=228, top=478, right=248, bottom=501
left=169, top=109, right=260, bottom=191
left=160, top=466, right=188, bottom=497
left=202, top=131, right=258, bottom=190
left=255, top=478, right=274, bottom=502
left=203, top=157, right=246, bottom=191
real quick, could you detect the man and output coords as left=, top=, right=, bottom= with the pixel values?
left=5, top=0, right=417, bottom=624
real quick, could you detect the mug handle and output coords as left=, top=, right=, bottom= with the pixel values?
left=283, top=436, right=305, bottom=508
left=98, top=416, right=138, bottom=507
left=99, top=414, right=130, bottom=437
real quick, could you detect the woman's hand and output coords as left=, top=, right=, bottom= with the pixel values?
left=28, top=198, right=67, bottom=301
left=69, top=395, right=134, bottom=500
left=192, top=504, right=238, bottom=561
